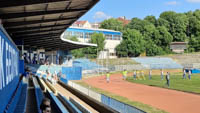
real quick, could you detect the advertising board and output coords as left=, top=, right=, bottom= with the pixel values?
left=0, top=26, right=19, bottom=112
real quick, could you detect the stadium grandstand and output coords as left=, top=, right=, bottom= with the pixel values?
left=0, top=0, right=141, bottom=113
left=132, top=57, right=183, bottom=69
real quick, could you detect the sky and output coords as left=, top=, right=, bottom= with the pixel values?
left=80, top=0, right=200, bottom=23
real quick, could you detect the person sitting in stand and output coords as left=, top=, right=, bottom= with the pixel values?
left=40, top=98, right=51, bottom=113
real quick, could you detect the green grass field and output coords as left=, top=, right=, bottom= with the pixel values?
left=126, top=74, right=200, bottom=94
left=76, top=81, right=168, bottom=113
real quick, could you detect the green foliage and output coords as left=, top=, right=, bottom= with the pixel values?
left=71, top=48, right=84, bottom=58
left=68, top=36, right=79, bottom=41
left=68, top=36, right=84, bottom=58
left=84, top=33, right=105, bottom=58
left=159, top=11, right=189, bottom=41
left=116, top=41, right=128, bottom=57
left=72, top=9, right=200, bottom=58
left=115, top=9, right=200, bottom=56
left=100, top=18, right=123, bottom=31
left=188, top=35, right=200, bottom=52
left=145, top=40, right=165, bottom=56
left=126, top=18, right=151, bottom=34
left=144, top=15, right=157, bottom=26
left=70, top=34, right=105, bottom=58
left=116, top=29, right=145, bottom=57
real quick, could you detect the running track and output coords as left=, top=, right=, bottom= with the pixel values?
left=83, top=74, right=200, bottom=113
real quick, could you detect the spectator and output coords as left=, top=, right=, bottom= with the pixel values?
left=183, top=69, right=186, bottom=79
left=52, top=71, right=58, bottom=85
left=106, top=72, right=110, bottom=83
left=149, top=69, right=152, bottom=80
left=161, top=69, right=164, bottom=80
left=188, top=69, right=191, bottom=80
left=166, top=72, right=170, bottom=87
left=40, top=98, right=51, bottom=113
left=141, top=70, right=146, bottom=80
left=24, top=67, right=30, bottom=78
left=133, top=70, right=137, bottom=80
left=57, top=71, right=62, bottom=80
left=136, top=70, right=140, bottom=80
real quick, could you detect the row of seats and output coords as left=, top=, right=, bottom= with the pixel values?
left=69, top=97, right=91, bottom=113
left=27, top=64, right=62, bottom=74
left=14, top=82, right=28, bottom=113
left=58, top=93, right=82, bottom=113
left=133, top=57, right=183, bottom=69
left=73, top=59, right=102, bottom=70
left=45, top=80, right=90, bottom=113
left=46, top=90, right=69, bottom=113
left=36, top=76, right=68, bottom=113
left=37, top=76, right=88, bottom=113
left=5, top=77, right=28, bottom=113
left=33, top=77, right=44, bottom=113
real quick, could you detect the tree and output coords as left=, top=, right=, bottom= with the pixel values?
left=116, top=29, right=145, bottom=57
left=68, top=36, right=85, bottom=58
left=126, top=18, right=151, bottom=34
left=186, top=10, right=200, bottom=52
left=188, top=35, right=200, bottom=52
left=193, top=9, right=200, bottom=20
left=115, top=41, right=128, bottom=57
left=68, top=36, right=79, bottom=41
left=71, top=48, right=84, bottom=58
left=156, top=26, right=173, bottom=50
left=159, top=11, right=189, bottom=41
left=145, top=40, right=165, bottom=56
left=144, top=15, right=157, bottom=26
left=100, top=18, right=123, bottom=31
left=85, top=33, right=105, bottom=58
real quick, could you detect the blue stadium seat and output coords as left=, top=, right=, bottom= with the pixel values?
left=133, top=57, right=183, bottom=69
left=13, top=82, right=28, bottom=113
left=46, top=90, right=69, bottom=113
left=33, top=77, right=44, bottom=113
left=69, top=97, right=91, bottom=113
left=58, top=94, right=82, bottom=113
left=73, top=59, right=102, bottom=70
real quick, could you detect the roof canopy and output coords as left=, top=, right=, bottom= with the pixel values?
left=0, top=0, right=99, bottom=51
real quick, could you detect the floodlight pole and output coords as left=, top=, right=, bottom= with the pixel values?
left=106, top=49, right=108, bottom=72
left=97, top=48, right=99, bottom=76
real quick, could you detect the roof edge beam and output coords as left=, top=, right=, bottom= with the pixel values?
left=4, top=17, right=77, bottom=28
left=0, top=8, right=87, bottom=19
left=7, top=24, right=70, bottom=33
left=0, top=0, right=70, bottom=8
left=13, top=28, right=64, bottom=36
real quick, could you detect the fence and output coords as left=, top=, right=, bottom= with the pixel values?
left=114, top=64, right=149, bottom=71
left=67, top=81, right=146, bottom=113
left=182, top=63, right=200, bottom=69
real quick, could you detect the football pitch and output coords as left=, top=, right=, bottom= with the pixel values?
left=126, top=74, right=200, bottom=94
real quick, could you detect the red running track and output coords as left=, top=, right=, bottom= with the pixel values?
left=83, top=74, right=200, bottom=113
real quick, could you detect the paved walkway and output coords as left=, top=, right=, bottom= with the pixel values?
left=83, top=74, right=200, bottom=113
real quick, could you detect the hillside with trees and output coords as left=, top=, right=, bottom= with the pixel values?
left=100, top=9, right=200, bottom=57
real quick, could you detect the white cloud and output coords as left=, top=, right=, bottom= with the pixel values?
left=186, top=0, right=200, bottom=3
left=93, top=11, right=112, bottom=20
left=165, top=1, right=179, bottom=5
